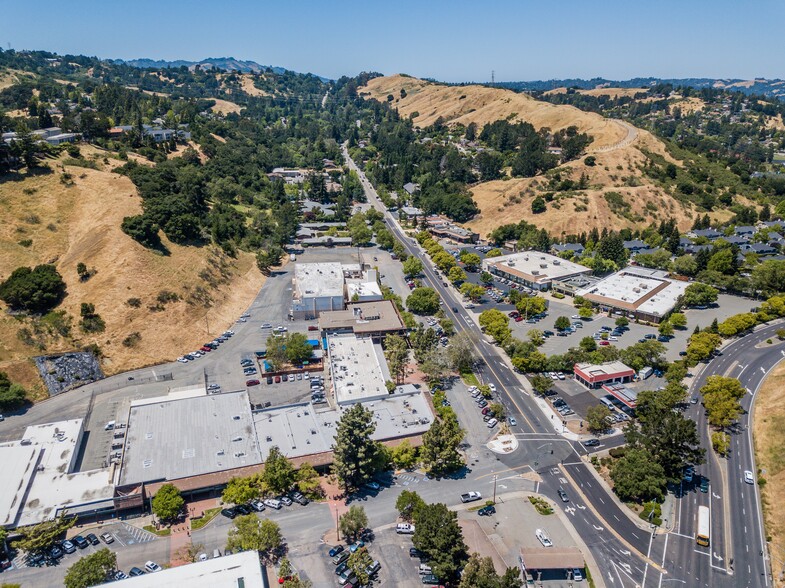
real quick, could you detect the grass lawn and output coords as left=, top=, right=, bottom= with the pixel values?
left=461, top=370, right=480, bottom=387
left=191, top=507, right=221, bottom=530
left=142, top=525, right=171, bottom=537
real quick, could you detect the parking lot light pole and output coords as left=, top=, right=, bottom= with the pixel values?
left=493, top=475, right=498, bottom=504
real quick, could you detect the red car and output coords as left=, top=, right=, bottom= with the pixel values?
left=514, top=316, right=523, bottom=322
left=200, top=346, right=212, bottom=352
left=246, top=379, right=260, bottom=386
left=508, top=311, right=519, bottom=318
left=599, top=340, right=610, bottom=346
left=308, top=325, right=318, bottom=331
left=274, top=375, right=281, bottom=383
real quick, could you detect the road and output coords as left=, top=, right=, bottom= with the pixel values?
left=343, top=144, right=678, bottom=587
left=670, top=321, right=783, bottom=587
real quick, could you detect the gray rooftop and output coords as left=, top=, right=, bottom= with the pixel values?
left=119, top=391, right=262, bottom=486
left=294, top=263, right=345, bottom=299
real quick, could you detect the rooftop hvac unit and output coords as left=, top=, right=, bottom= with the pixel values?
left=640, top=283, right=648, bottom=289
left=508, top=261, right=515, bottom=266
left=633, top=288, right=641, bottom=293
left=531, top=270, right=539, bottom=275
left=540, top=264, right=547, bottom=269
left=553, top=260, right=561, bottom=265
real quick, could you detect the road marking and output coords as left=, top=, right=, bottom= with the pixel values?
left=593, top=524, right=604, bottom=531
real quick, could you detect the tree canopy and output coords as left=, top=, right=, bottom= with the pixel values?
left=0, top=264, right=66, bottom=313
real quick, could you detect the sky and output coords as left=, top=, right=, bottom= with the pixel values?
left=3, top=0, right=784, bottom=82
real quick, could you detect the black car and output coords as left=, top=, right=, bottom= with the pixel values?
left=72, top=535, right=89, bottom=549
left=48, top=545, right=63, bottom=560
left=220, top=507, right=237, bottom=519
left=478, top=505, right=496, bottom=516
left=234, top=504, right=251, bottom=515
left=129, top=567, right=146, bottom=576
left=558, top=488, right=569, bottom=502
left=409, top=547, right=424, bottom=558
left=85, top=533, right=100, bottom=546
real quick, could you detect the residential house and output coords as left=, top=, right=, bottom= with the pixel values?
left=688, top=228, right=723, bottom=240
left=622, top=239, right=649, bottom=252
left=734, top=225, right=757, bottom=237
left=551, top=243, right=586, bottom=257
left=741, top=242, right=777, bottom=255
left=403, top=182, right=419, bottom=196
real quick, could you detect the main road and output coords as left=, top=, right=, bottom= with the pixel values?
left=343, top=145, right=691, bottom=587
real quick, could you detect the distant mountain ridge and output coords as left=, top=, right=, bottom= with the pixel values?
left=492, top=77, right=785, bottom=100
left=111, top=56, right=330, bottom=80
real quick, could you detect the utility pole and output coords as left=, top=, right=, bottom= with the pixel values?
left=493, top=474, right=498, bottom=504
left=491, top=70, right=495, bottom=86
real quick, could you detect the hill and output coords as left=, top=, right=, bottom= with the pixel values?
left=0, top=149, right=263, bottom=397
left=360, top=75, right=716, bottom=237
left=112, top=56, right=285, bottom=74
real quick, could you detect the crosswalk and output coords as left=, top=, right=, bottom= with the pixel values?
left=396, top=473, right=431, bottom=487
left=112, top=522, right=158, bottom=546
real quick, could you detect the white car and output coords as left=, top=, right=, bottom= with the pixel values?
left=535, top=529, right=553, bottom=547
left=557, top=373, right=565, bottom=380
left=487, top=418, right=498, bottom=428
left=488, top=384, right=497, bottom=393
left=744, top=470, right=755, bottom=484
left=177, top=357, right=188, bottom=363
left=468, top=386, right=478, bottom=392
left=609, top=336, right=618, bottom=341
left=145, top=561, right=162, bottom=573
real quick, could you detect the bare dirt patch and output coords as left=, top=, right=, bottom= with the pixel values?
left=240, top=74, right=269, bottom=97
left=0, top=159, right=263, bottom=394
left=209, top=98, right=242, bottom=115
left=754, top=360, right=785, bottom=584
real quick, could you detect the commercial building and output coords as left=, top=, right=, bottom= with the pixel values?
left=117, top=389, right=263, bottom=489
left=574, top=361, right=635, bottom=389
left=483, top=252, right=591, bottom=291
left=105, top=551, right=266, bottom=587
left=0, top=420, right=115, bottom=528
left=326, top=333, right=391, bottom=404
left=318, top=300, right=406, bottom=339
left=602, top=382, right=639, bottom=410
left=291, top=262, right=347, bottom=319
left=574, top=267, right=688, bottom=323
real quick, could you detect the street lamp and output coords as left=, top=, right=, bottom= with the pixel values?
left=493, top=475, right=498, bottom=504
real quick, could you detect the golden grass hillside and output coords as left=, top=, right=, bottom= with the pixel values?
left=0, top=151, right=263, bottom=396
left=362, top=75, right=627, bottom=148
left=361, top=75, right=711, bottom=237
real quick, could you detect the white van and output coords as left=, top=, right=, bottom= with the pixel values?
left=396, top=523, right=415, bottom=534
left=263, top=498, right=282, bottom=510
left=419, top=563, right=432, bottom=575
left=104, top=421, right=115, bottom=431
left=600, top=397, right=617, bottom=411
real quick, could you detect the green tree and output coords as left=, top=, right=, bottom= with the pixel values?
left=597, top=233, right=628, bottom=266
left=151, top=483, right=184, bottom=522
left=433, top=251, right=458, bottom=272
left=480, top=271, right=494, bottom=285
left=586, top=405, right=612, bottom=433
left=658, top=321, right=674, bottom=337
left=579, top=336, right=597, bottom=352
left=12, top=513, right=76, bottom=553
left=515, top=296, right=547, bottom=318
left=554, top=316, right=571, bottom=331
left=459, top=553, right=523, bottom=588
left=396, top=490, right=426, bottom=522
left=700, top=376, right=746, bottom=428
left=610, top=448, right=667, bottom=503
left=226, top=515, right=282, bottom=562
left=447, top=332, right=477, bottom=372
left=486, top=248, right=502, bottom=258
left=121, top=215, right=162, bottom=250
left=403, top=256, right=424, bottom=278
left=0, top=264, right=67, bottom=313
left=578, top=306, right=593, bottom=319
left=384, top=333, right=409, bottom=383
left=615, top=316, right=629, bottom=328
left=531, top=197, right=546, bottom=214
left=222, top=475, right=261, bottom=505
left=295, top=462, right=323, bottom=498
left=686, top=331, right=722, bottom=365
left=528, top=328, right=544, bottom=346
left=339, top=505, right=368, bottom=542
left=669, top=313, right=687, bottom=329
left=284, top=333, right=313, bottom=365
left=479, top=309, right=511, bottom=344
left=347, top=546, right=374, bottom=586
left=0, top=373, right=26, bottom=411
left=448, top=266, right=467, bottom=284
left=460, top=252, right=482, bottom=271
left=530, top=374, right=553, bottom=395
left=64, top=548, right=117, bottom=588
left=682, top=282, right=719, bottom=307
left=412, top=502, right=468, bottom=583
left=262, top=446, right=296, bottom=496
left=420, top=411, right=465, bottom=475
left=390, top=439, right=419, bottom=469
left=406, top=287, right=441, bottom=315
left=460, top=282, right=485, bottom=302
left=671, top=254, right=698, bottom=276
left=265, top=334, right=288, bottom=371
left=332, top=404, right=380, bottom=492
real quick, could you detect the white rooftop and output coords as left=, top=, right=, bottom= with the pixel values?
left=119, top=390, right=262, bottom=487
left=484, top=252, right=590, bottom=284
left=0, top=420, right=114, bottom=528
left=575, top=267, right=688, bottom=317
left=104, top=550, right=265, bottom=587
left=327, top=334, right=391, bottom=404
left=294, top=263, right=345, bottom=299
left=253, top=385, right=432, bottom=461
left=346, top=281, right=382, bottom=299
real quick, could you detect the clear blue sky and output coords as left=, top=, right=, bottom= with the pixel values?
left=4, top=0, right=784, bottom=82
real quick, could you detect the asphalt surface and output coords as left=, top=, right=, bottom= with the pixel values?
left=344, top=145, right=673, bottom=587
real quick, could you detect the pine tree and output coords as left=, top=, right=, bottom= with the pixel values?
left=332, top=404, right=380, bottom=492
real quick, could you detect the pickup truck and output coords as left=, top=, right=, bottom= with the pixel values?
left=460, top=491, right=482, bottom=503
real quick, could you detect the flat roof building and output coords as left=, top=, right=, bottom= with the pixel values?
left=483, top=252, right=591, bottom=291
left=0, top=420, right=115, bottom=528
left=105, top=550, right=266, bottom=587
left=326, top=334, right=391, bottom=404
left=291, top=262, right=345, bottom=319
left=118, top=390, right=262, bottom=487
left=574, top=267, right=688, bottom=323
left=574, top=361, right=635, bottom=389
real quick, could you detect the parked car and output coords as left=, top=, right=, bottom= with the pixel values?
left=246, top=379, right=260, bottom=386
left=100, top=532, right=115, bottom=544
left=535, top=528, right=553, bottom=547
left=478, top=505, right=496, bottom=516
left=328, top=545, right=345, bottom=558
left=279, top=496, right=293, bottom=506
left=86, top=533, right=99, bottom=546
left=72, top=535, right=89, bottom=549
left=129, top=567, right=145, bottom=576
left=145, top=561, right=162, bottom=573
left=61, top=540, right=76, bottom=554
left=221, top=507, right=237, bottom=519
left=290, top=491, right=309, bottom=505
left=460, top=491, right=482, bottom=503
left=332, top=551, right=350, bottom=566
left=396, top=523, right=415, bottom=534
left=234, top=504, right=251, bottom=515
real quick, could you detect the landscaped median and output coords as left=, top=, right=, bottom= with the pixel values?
left=191, top=507, right=222, bottom=530
left=142, top=524, right=171, bottom=537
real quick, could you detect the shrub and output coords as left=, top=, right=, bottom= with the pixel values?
left=126, top=297, right=142, bottom=308
left=122, top=332, right=142, bottom=347
left=0, top=265, right=66, bottom=313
